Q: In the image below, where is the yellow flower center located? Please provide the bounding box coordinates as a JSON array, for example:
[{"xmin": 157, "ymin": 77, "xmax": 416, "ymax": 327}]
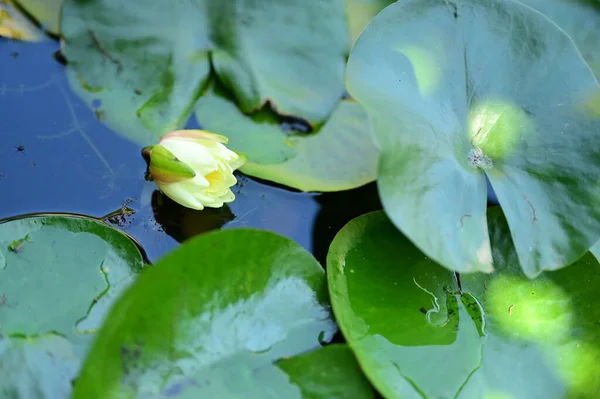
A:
[{"xmin": 205, "ymin": 170, "xmax": 221, "ymax": 185}]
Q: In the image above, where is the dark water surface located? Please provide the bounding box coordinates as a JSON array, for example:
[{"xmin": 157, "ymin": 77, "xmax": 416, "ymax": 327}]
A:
[{"xmin": 0, "ymin": 38, "xmax": 381, "ymax": 264}]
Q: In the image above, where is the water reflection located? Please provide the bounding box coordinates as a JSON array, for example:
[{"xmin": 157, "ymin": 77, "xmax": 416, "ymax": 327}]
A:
[{"xmin": 1, "ymin": 37, "xmax": 382, "ymax": 268}]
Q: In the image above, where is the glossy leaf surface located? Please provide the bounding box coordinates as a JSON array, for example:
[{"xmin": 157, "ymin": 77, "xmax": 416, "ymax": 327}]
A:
[
  {"xmin": 345, "ymin": 0, "xmax": 395, "ymax": 48},
  {"xmin": 61, "ymin": 0, "xmax": 347, "ymax": 145},
  {"xmin": 0, "ymin": 214, "xmax": 145, "ymax": 397},
  {"xmin": 195, "ymin": 85, "xmax": 378, "ymax": 192},
  {"xmin": 518, "ymin": 0, "xmax": 600, "ymax": 79},
  {"xmin": 328, "ymin": 209, "xmax": 600, "ymax": 398},
  {"xmin": 276, "ymin": 344, "xmax": 375, "ymax": 399},
  {"xmin": 72, "ymin": 228, "xmax": 337, "ymax": 398},
  {"xmin": 346, "ymin": 0, "xmax": 600, "ymax": 275},
  {"xmin": 0, "ymin": 334, "xmax": 79, "ymax": 399}
]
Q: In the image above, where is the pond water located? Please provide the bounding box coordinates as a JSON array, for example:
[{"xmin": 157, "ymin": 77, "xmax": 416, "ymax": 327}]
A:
[{"xmin": 0, "ymin": 38, "xmax": 382, "ymax": 265}]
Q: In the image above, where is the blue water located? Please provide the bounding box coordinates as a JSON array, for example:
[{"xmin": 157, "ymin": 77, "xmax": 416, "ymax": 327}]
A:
[{"xmin": 0, "ymin": 38, "xmax": 380, "ymax": 263}]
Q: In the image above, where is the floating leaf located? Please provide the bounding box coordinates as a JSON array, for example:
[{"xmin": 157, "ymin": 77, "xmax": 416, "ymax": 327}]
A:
[
  {"xmin": 0, "ymin": 334, "xmax": 79, "ymax": 399},
  {"xmin": 61, "ymin": 0, "xmax": 212, "ymax": 146},
  {"xmin": 72, "ymin": 229, "xmax": 336, "ymax": 398},
  {"xmin": 0, "ymin": 214, "xmax": 145, "ymax": 397},
  {"xmin": 0, "ymin": 0, "xmax": 46, "ymax": 41},
  {"xmin": 195, "ymin": 84, "xmax": 378, "ymax": 192},
  {"xmin": 517, "ymin": 0, "xmax": 600, "ymax": 79},
  {"xmin": 276, "ymin": 344, "xmax": 375, "ymax": 398},
  {"xmin": 61, "ymin": 0, "xmax": 348, "ymax": 145},
  {"xmin": 15, "ymin": 0, "xmax": 62, "ymax": 34},
  {"xmin": 207, "ymin": 0, "xmax": 348, "ymax": 125},
  {"xmin": 346, "ymin": 0, "xmax": 600, "ymax": 275},
  {"xmin": 327, "ymin": 209, "xmax": 600, "ymax": 398},
  {"xmin": 345, "ymin": 0, "xmax": 395, "ymax": 48}
]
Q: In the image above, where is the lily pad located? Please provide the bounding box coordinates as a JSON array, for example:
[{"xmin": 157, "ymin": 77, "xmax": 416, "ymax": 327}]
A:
[
  {"xmin": 0, "ymin": 0, "xmax": 46, "ymax": 41},
  {"xmin": 60, "ymin": 0, "xmax": 348, "ymax": 145},
  {"xmin": 195, "ymin": 84, "xmax": 378, "ymax": 192},
  {"xmin": 0, "ymin": 334, "xmax": 80, "ymax": 399},
  {"xmin": 346, "ymin": 0, "xmax": 600, "ymax": 275},
  {"xmin": 518, "ymin": 0, "xmax": 600, "ymax": 79},
  {"xmin": 345, "ymin": 0, "xmax": 395, "ymax": 48},
  {"xmin": 15, "ymin": 0, "xmax": 62, "ymax": 34},
  {"xmin": 0, "ymin": 214, "xmax": 145, "ymax": 397},
  {"xmin": 276, "ymin": 344, "xmax": 375, "ymax": 398},
  {"xmin": 327, "ymin": 209, "xmax": 600, "ymax": 398},
  {"xmin": 61, "ymin": 0, "xmax": 212, "ymax": 146},
  {"xmin": 72, "ymin": 228, "xmax": 337, "ymax": 398}
]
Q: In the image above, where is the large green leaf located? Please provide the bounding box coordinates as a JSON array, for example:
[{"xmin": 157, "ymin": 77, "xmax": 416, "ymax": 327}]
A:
[
  {"xmin": 61, "ymin": 0, "xmax": 347, "ymax": 145},
  {"xmin": 0, "ymin": 334, "xmax": 79, "ymax": 399},
  {"xmin": 345, "ymin": 0, "xmax": 395, "ymax": 48},
  {"xmin": 517, "ymin": 0, "xmax": 600, "ymax": 79},
  {"xmin": 61, "ymin": 0, "xmax": 212, "ymax": 145},
  {"xmin": 328, "ymin": 209, "xmax": 600, "ymax": 398},
  {"xmin": 195, "ymin": 84, "xmax": 378, "ymax": 192},
  {"xmin": 346, "ymin": 0, "xmax": 600, "ymax": 276},
  {"xmin": 207, "ymin": 0, "xmax": 347, "ymax": 124},
  {"xmin": 276, "ymin": 344, "xmax": 375, "ymax": 399},
  {"xmin": 72, "ymin": 228, "xmax": 337, "ymax": 398},
  {"xmin": 0, "ymin": 214, "xmax": 145, "ymax": 397}
]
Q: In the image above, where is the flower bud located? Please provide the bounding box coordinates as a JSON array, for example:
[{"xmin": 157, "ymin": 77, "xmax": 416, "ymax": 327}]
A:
[{"xmin": 144, "ymin": 130, "xmax": 246, "ymax": 210}]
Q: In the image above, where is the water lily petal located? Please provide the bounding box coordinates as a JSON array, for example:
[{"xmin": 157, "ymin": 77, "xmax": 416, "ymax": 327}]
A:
[
  {"xmin": 162, "ymin": 129, "xmax": 229, "ymax": 144},
  {"xmin": 160, "ymin": 139, "xmax": 218, "ymax": 175},
  {"xmin": 157, "ymin": 182, "xmax": 205, "ymax": 210}
]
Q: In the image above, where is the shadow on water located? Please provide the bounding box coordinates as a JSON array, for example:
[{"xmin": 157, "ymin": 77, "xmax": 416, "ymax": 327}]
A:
[{"xmin": 0, "ymin": 38, "xmax": 382, "ymax": 265}]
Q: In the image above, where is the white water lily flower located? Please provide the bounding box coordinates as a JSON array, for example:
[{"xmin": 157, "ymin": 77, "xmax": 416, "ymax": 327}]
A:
[{"xmin": 144, "ymin": 130, "xmax": 246, "ymax": 210}]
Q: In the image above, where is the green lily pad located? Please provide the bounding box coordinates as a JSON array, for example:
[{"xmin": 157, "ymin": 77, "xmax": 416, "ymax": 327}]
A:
[
  {"xmin": 61, "ymin": 0, "xmax": 212, "ymax": 146},
  {"xmin": 518, "ymin": 0, "xmax": 600, "ymax": 79},
  {"xmin": 275, "ymin": 344, "xmax": 375, "ymax": 398},
  {"xmin": 0, "ymin": 214, "xmax": 145, "ymax": 397},
  {"xmin": 72, "ymin": 228, "xmax": 337, "ymax": 398},
  {"xmin": 592, "ymin": 241, "xmax": 600, "ymax": 259},
  {"xmin": 346, "ymin": 0, "xmax": 600, "ymax": 275},
  {"xmin": 0, "ymin": 334, "xmax": 80, "ymax": 399},
  {"xmin": 15, "ymin": 0, "xmax": 62, "ymax": 34},
  {"xmin": 60, "ymin": 0, "xmax": 347, "ymax": 146},
  {"xmin": 195, "ymin": 84, "xmax": 378, "ymax": 192},
  {"xmin": 327, "ymin": 209, "xmax": 600, "ymax": 398},
  {"xmin": 138, "ymin": 345, "xmax": 374, "ymax": 399},
  {"xmin": 345, "ymin": 0, "xmax": 395, "ymax": 48},
  {"xmin": 0, "ymin": 214, "xmax": 145, "ymax": 354}
]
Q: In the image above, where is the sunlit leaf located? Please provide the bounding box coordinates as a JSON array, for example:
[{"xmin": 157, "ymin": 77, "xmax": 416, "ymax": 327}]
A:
[
  {"xmin": 0, "ymin": 214, "xmax": 145, "ymax": 397},
  {"xmin": 15, "ymin": 0, "xmax": 62, "ymax": 34},
  {"xmin": 0, "ymin": 334, "xmax": 79, "ymax": 398},
  {"xmin": 276, "ymin": 344, "xmax": 375, "ymax": 398},
  {"xmin": 346, "ymin": 0, "xmax": 600, "ymax": 275},
  {"xmin": 517, "ymin": 0, "xmax": 600, "ymax": 79},
  {"xmin": 0, "ymin": 0, "xmax": 45, "ymax": 42},
  {"xmin": 72, "ymin": 228, "xmax": 337, "ymax": 398},
  {"xmin": 345, "ymin": 0, "xmax": 395, "ymax": 48},
  {"xmin": 61, "ymin": 0, "xmax": 348, "ymax": 145},
  {"xmin": 195, "ymin": 84, "xmax": 378, "ymax": 192},
  {"xmin": 328, "ymin": 209, "xmax": 600, "ymax": 398}
]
